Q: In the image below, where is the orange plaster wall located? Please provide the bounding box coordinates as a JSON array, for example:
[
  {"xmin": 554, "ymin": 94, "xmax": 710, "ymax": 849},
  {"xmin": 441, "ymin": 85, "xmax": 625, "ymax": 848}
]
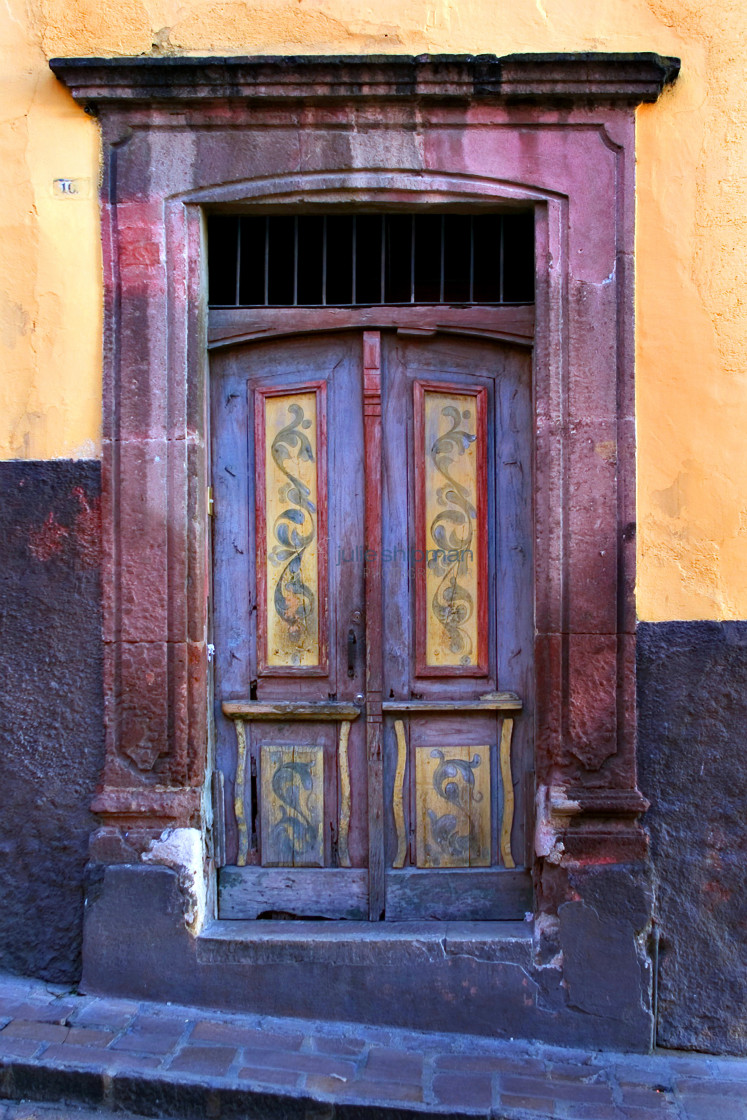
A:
[{"xmin": 0, "ymin": 0, "xmax": 744, "ymax": 619}]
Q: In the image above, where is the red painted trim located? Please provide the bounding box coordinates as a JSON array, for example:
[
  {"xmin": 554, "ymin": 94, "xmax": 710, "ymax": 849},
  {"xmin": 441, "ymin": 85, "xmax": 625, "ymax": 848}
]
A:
[
  {"xmin": 414, "ymin": 379, "xmax": 489, "ymax": 678},
  {"xmin": 254, "ymin": 380, "xmax": 329, "ymax": 678}
]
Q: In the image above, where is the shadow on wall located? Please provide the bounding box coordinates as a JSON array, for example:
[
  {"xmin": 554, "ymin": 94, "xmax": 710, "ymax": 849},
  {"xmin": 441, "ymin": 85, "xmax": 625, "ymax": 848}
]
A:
[
  {"xmin": 638, "ymin": 621, "xmax": 747, "ymax": 1057},
  {"xmin": 0, "ymin": 461, "xmax": 103, "ymax": 984}
]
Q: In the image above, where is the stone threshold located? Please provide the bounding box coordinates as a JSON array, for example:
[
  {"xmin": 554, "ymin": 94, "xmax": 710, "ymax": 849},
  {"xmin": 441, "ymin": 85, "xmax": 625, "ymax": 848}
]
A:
[{"xmin": 197, "ymin": 919, "xmax": 533, "ymax": 966}]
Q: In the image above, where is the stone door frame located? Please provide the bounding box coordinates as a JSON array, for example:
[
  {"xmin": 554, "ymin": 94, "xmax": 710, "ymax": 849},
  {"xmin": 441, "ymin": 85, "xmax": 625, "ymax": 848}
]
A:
[{"xmin": 51, "ymin": 53, "xmax": 679, "ymax": 1047}]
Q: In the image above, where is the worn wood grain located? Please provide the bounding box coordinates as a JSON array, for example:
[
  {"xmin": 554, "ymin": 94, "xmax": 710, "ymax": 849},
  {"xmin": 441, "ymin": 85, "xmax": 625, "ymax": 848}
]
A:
[
  {"xmin": 364, "ymin": 330, "xmax": 385, "ymax": 920},
  {"xmin": 223, "ymin": 700, "xmax": 360, "ymax": 720},
  {"xmin": 211, "ymin": 769, "xmax": 226, "ymax": 869},
  {"xmin": 382, "ymin": 696, "xmax": 522, "ymax": 712},
  {"xmin": 385, "ymin": 868, "xmax": 532, "ymax": 921},
  {"xmin": 210, "ymin": 361, "xmax": 252, "ymax": 865},
  {"xmin": 220, "ymin": 867, "xmax": 369, "ymax": 920},
  {"xmin": 494, "ymin": 347, "xmax": 534, "ymax": 873},
  {"xmin": 499, "ymin": 718, "xmax": 516, "ymax": 868},
  {"xmin": 208, "ymin": 305, "xmax": 536, "ymax": 349}
]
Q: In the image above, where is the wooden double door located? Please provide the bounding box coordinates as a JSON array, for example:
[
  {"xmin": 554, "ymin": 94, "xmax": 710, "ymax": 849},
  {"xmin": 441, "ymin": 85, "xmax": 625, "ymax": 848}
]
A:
[{"xmin": 212, "ymin": 329, "xmax": 533, "ymax": 921}]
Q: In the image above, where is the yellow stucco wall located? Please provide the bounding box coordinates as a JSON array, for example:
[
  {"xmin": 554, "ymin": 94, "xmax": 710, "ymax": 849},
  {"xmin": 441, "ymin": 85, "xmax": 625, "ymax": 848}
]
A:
[{"xmin": 0, "ymin": 0, "xmax": 744, "ymax": 620}]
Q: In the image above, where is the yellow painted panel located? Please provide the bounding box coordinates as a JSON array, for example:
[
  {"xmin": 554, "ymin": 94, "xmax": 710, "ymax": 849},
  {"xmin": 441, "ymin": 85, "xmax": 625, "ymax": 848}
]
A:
[
  {"xmin": 337, "ymin": 720, "xmax": 352, "ymax": 868},
  {"xmin": 423, "ymin": 392, "xmax": 480, "ymax": 667},
  {"xmin": 260, "ymin": 744, "xmax": 324, "ymax": 867},
  {"xmin": 415, "ymin": 745, "xmax": 491, "ymax": 868},
  {"xmin": 499, "ymin": 718, "xmax": 515, "ymax": 869},
  {"xmin": 392, "ymin": 719, "xmax": 408, "ymax": 869},
  {"xmin": 264, "ymin": 391, "xmax": 320, "ymax": 667}
]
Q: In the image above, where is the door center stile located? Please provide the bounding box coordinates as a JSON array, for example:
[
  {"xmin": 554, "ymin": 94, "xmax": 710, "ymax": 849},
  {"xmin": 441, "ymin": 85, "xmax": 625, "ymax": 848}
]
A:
[{"xmin": 362, "ymin": 330, "xmax": 385, "ymax": 921}]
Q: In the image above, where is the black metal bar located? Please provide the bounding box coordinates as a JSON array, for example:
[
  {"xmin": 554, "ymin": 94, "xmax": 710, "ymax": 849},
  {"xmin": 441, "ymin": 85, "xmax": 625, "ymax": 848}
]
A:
[
  {"xmin": 263, "ymin": 216, "xmax": 269, "ymax": 306},
  {"xmin": 209, "ymin": 212, "xmax": 537, "ymax": 309},
  {"xmin": 469, "ymin": 215, "xmax": 474, "ymax": 303},
  {"xmin": 235, "ymin": 216, "xmax": 242, "ymax": 306},
  {"xmin": 499, "ymin": 214, "xmax": 505, "ymax": 304},
  {"xmin": 352, "ymin": 215, "xmax": 357, "ymax": 306},
  {"xmin": 410, "ymin": 215, "xmax": 415, "ymax": 304}
]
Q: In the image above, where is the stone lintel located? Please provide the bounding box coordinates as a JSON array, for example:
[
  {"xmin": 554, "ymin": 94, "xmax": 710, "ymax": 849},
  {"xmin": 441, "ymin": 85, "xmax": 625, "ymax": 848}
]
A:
[{"xmin": 50, "ymin": 52, "xmax": 680, "ymax": 109}]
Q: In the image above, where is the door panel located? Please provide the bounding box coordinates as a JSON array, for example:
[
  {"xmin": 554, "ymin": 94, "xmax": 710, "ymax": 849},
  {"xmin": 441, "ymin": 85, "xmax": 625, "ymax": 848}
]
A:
[
  {"xmin": 212, "ymin": 333, "xmax": 368, "ymax": 901},
  {"xmin": 255, "ymin": 383, "xmax": 327, "ymax": 675},
  {"xmin": 414, "ymin": 743, "xmax": 492, "ymax": 868},
  {"xmin": 414, "ymin": 381, "xmax": 489, "ymax": 676},
  {"xmin": 379, "ymin": 333, "xmax": 533, "ymax": 918},
  {"xmin": 259, "ymin": 744, "xmax": 325, "ymax": 867},
  {"xmin": 213, "ymin": 329, "xmax": 533, "ymax": 920}
]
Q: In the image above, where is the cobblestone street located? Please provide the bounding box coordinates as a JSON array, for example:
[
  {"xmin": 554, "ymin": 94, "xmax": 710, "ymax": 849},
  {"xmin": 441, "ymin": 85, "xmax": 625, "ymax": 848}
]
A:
[{"xmin": 0, "ymin": 972, "xmax": 744, "ymax": 1119}]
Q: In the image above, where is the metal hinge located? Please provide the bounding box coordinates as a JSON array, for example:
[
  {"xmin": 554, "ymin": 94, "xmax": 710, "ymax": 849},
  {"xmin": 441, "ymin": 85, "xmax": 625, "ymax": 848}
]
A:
[{"xmin": 207, "ymin": 486, "xmax": 215, "ymax": 517}]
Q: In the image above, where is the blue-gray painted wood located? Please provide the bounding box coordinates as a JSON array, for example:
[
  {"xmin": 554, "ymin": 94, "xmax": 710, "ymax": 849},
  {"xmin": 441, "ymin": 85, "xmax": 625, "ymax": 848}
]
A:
[{"xmin": 212, "ymin": 330, "xmax": 533, "ymax": 919}]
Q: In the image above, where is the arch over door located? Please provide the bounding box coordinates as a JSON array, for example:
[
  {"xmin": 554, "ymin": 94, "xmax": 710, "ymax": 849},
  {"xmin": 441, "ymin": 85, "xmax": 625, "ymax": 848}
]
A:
[{"xmin": 211, "ymin": 330, "xmax": 533, "ymax": 920}]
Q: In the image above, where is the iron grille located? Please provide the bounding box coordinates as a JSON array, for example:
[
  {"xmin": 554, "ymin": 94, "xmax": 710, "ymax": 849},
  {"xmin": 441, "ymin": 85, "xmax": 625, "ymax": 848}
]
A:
[{"xmin": 208, "ymin": 213, "xmax": 534, "ymax": 307}]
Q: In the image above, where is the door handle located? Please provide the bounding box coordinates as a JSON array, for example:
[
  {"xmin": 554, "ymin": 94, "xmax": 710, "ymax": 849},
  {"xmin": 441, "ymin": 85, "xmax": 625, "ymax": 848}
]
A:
[{"xmin": 347, "ymin": 628, "xmax": 357, "ymax": 678}]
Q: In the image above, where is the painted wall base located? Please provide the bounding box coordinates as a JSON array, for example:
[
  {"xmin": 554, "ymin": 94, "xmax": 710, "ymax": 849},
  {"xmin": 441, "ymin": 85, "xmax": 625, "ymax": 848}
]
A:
[
  {"xmin": 81, "ymin": 863, "xmax": 654, "ymax": 1051},
  {"xmin": 0, "ymin": 460, "xmax": 103, "ymax": 983},
  {"xmin": 638, "ymin": 621, "xmax": 747, "ymax": 1056}
]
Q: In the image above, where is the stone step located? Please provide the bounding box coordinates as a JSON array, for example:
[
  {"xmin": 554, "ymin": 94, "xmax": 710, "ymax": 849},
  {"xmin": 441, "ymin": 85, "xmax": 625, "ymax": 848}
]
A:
[{"xmin": 1, "ymin": 971, "xmax": 745, "ymax": 1120}]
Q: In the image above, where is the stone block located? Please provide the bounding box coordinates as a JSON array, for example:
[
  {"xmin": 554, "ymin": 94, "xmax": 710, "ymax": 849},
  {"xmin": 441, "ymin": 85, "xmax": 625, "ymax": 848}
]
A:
[
  {"xmin": 566, "ymin": 632, "xmax": 619, "ymax": 770},
  {"xmin": 363, "ymin": 1047, "xmax": 423, "ymax": 1083},
  {"xmin": 168, "ymin": 1045, "xmax": 237, "ymax": 1076},
  {"xmin": 432, "ymin": 1072, "xmax": 492, "ymax": 1109}
]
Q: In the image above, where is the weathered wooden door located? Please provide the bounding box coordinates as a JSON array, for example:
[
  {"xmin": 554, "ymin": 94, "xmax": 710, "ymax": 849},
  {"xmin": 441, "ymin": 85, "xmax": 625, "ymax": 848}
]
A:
[{"xmin": 212, "ymin": 329, "xmax": 533, "ymax": 920}]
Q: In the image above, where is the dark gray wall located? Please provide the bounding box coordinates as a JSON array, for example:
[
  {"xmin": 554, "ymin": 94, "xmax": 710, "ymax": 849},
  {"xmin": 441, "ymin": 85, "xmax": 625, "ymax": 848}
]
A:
[
  {"xmin": 0, "ymin": 460, "xmax": 103, "ymax": 983},
  {"xmin": 638, "ymin": 621, "xmax": 747, "ymax": 1056}
]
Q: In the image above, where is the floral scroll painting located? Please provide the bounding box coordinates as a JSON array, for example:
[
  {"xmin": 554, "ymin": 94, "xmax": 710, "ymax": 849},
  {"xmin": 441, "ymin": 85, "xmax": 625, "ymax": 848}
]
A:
[
  {"xmin": 415, "ymin": 745, "xmax": 491, "ymax": 868},
  {"xmin": 260, "ymin": 745, "xmax": 324, "ymax": 867},
  {"xmin": 257, "ymin": 386, "xmax": 327, "ymax": 672},
  {"xmin": 416, "ymin": 384, "xmax": 487, "ymax": 675}
]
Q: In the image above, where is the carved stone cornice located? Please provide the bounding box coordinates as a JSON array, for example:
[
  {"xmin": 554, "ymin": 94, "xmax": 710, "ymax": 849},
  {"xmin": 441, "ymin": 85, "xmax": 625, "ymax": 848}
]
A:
[
  {"xmin": 50, "ymin": 53, "xmax": 679, "ymax": 111},
  {"xmin": 90, "ymin": 787, "xmax": 202, "ymax": 823},
  {"xmin": 549, "ymin": 785, "xmax": 650, "ymax": 821}
]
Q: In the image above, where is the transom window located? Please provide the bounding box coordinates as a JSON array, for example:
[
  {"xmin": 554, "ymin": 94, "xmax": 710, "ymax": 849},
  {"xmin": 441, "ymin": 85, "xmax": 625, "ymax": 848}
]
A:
[{"xmin": 207, "ymin": 212, "xmax": 534, "ymax": 308}]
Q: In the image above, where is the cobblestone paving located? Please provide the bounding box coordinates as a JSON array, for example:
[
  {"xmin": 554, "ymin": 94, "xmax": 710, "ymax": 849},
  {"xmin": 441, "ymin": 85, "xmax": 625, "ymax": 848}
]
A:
[{"xmin": 0, "ymin": 971, "xmax": 745, "ymax": 1119}]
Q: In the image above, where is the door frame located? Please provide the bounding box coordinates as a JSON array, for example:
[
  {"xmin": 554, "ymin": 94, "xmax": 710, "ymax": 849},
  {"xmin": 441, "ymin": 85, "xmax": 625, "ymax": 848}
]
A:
[{"xmin": 49, "ymin": 58, "xmax": 676, "ymax": 1040}]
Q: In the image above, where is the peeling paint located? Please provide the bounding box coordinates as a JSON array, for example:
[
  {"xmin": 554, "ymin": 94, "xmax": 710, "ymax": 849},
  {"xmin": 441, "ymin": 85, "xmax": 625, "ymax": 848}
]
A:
[
  {"xmin": 27, "ymin": 509, "xmax": 69, "ymax": 560},
  {"xmin": 71, "ymin": 484, "xmax": 100, "ymax": 569},
  {"xmin": 25, "ymin": 483, "xmax": 100, "ymax": 566},
  {"xmin": 142, "ymin": 827, "xmax": 207, "ymax": 933}
]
